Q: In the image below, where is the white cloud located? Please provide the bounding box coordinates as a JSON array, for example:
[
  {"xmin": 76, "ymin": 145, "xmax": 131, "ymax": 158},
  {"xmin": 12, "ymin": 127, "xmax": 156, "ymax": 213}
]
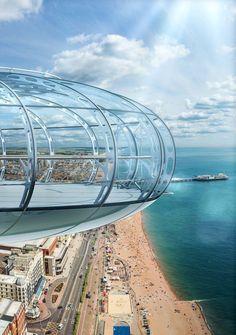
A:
[
  {"xmin": 188, "ymin": 77, "xmax": 236, "ymax": 113},
  {"xmin": 232, "ymin": 4, "xmax": 236, "ymax": 17},
  {"xmin": 221, "ymin": 45, "xmax": 236, "ymax": 54},
  {"xmin": 50, "ymin": 33, "xmax": 234, "ymax": 146},
  {"xmin": 67, "ymin": 33, "xmax": 101, "ymax": 45},
  {"xmin": 178, "ymin": 111, "xmax": 210, "ymax": 121},
  {"xmin": 152, "ymin": 36, "xmax": 190, "ymax": 65},
  {"xmin": 206, "ymin": 76, "xmax": 236, "ymax": 92},
  {"xmin": 166, "ymin": 76, "xmax": 236, "ymax": 140},
  {"xmin": 52, "ymin": 34, "xmax": 190, "ymax": 88},
  {"xmin": 0, "ymin": 0, "xmax": 43, "ymax": 22}
]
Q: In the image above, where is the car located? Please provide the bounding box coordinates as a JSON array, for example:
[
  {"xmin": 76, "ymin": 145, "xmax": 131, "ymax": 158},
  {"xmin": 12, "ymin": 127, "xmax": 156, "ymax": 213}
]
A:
[
  {"xmin": 45, "ymin": 331, "xmax": 52, "ymax": 334},
  {"xmin": 57, "ymin": 323, "xmax": 63, "ymax": 330},
  {"xmin": 67, "ymin": 303, "xmax": 72, "ymax": 310},
  {"xmin": 57, "ymin": 305, "xmax": 63, "ymax": 309}
]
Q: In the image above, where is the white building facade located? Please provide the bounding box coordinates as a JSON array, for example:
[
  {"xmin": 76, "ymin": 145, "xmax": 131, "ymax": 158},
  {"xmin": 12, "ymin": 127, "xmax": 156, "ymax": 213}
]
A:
[{"xmin": 0, "ymin": 246, "xmax": 44, "ymax": 307}]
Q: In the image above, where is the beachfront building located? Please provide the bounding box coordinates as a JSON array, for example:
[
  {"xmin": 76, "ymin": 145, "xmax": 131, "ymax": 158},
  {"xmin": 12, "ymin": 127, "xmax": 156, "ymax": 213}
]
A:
[
  {"xmin": 0, "ymin": 298, "xmax": 27, "ymax": 335},
  {"xmin": 42, "ymin": 236, "xmax": 70, "ymax": 276},
  {"xmin": 40, "ymin": 237, "xmax": 57, "ymax": 257},
  {"xmin": 41, "ymin": 237, "xmax": 57, "ymax": 276},
  {"xmin": 0, "ymin": 246, "xmax": 44, "ymax": 307},
  {"xmin": 42, "ymin": 237, "xmax": 70, "ymax": 276},
  {"xmin": 0, "ymin": 68, "xmax": 175, "ymax": 242},
  {"xmin": 8, "ymin": 246, "xmax": 44, "ymax": 291},
  {"xmin": 53, "ymin": 239, "xmax": 70, "ymax": 275}
]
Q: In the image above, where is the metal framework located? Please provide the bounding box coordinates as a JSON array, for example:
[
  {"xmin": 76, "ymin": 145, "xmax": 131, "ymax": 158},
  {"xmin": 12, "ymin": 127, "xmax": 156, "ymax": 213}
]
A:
[{"xmin": 0, "ymin": 68, "xmax": 175, "ymax": 242}]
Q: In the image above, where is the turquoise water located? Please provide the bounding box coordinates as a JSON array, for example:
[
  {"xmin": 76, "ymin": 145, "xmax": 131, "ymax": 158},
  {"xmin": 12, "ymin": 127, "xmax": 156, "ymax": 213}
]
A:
[{"xmin": 144, "ymin": 147, "xmax": 236, "ymax": 335}]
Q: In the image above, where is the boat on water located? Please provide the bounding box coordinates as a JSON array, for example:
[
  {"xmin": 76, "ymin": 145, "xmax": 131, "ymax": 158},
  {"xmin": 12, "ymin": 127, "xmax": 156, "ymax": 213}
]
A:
[{"xmin": 192, "ymin": 173, "xmax": 229, "ymax": 181}]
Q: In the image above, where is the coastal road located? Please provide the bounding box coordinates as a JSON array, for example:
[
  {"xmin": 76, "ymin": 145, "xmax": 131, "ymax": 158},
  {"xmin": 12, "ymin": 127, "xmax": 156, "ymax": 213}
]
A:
[
  {"xmin": 59, "ymin": 235, "xmax": 93, "ymax": 335},
  {"xmin": 27, "ymin": 232, "xmax": 95, "ymax": 334}
]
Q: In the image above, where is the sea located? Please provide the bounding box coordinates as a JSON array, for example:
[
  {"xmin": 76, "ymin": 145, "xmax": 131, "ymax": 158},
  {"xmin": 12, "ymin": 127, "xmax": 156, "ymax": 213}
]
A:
[{"xmin": 143, "ymin": 147, "xmax": 236, "ymax": 335}]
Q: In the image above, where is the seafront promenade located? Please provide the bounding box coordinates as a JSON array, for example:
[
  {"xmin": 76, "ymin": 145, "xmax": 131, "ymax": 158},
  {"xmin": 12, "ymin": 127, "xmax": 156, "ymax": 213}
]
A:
[{"xmin": 78, "ymin": 213, "xmax": 212, "ymax": 335}]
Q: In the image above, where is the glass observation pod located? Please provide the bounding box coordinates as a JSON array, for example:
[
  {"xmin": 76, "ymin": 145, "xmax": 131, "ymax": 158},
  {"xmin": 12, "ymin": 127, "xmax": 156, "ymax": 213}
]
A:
[{"xmin": 0, "ymin": 68, "xmax": 175, "ymax": 242}]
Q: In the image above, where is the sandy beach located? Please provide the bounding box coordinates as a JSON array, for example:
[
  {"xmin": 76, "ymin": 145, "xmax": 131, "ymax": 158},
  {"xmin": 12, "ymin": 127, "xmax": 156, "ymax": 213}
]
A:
[{"xmin": 113, "ymin": 212, "xmax": 212, "ymax": 335}]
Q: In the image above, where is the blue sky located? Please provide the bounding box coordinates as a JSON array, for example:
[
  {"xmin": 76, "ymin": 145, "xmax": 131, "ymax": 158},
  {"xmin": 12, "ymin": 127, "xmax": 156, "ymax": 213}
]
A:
[{"xmin": 0, "ymin": 0, "xmax": 235, "ymax": 147}]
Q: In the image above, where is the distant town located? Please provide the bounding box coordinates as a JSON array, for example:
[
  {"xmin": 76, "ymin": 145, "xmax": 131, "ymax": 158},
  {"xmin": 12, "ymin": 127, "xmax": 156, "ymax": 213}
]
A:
[{"xmin": 1, "ymin": 148, "xmax": 100, "ymax": 183}]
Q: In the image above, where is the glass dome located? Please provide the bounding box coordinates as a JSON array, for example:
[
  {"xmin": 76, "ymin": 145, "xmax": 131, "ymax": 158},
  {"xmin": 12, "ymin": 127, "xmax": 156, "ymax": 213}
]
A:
[{"xmin": 0, "ymin": 68, "xmax": 175, "ymax": 242}]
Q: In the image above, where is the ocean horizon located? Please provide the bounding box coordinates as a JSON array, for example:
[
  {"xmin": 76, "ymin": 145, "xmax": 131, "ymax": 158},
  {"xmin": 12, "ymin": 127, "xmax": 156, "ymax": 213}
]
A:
[{"xmin": 144, "ymin": 147, "xmax": 236, "ymax": 335}]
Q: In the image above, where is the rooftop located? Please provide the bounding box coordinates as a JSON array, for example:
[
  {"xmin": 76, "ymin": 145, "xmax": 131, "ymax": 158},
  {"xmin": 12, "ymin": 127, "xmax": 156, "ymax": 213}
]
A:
[
  {"xmin": 0, "ymin": 238, "xmax": 46, "ymax": 249},
  {"xmin": 53, "ymin": 241, "xmax": 68, "ymax": 259},
  {"xmin": 0, "ymin": 298, "xmax": 22, "ymax": 317},
  {"xmin": 0, "ymin": 275, "xmax": 16, "ymax": 285},
  {"xmin": 41, "ymin": 237, "xmax": 57, "ymax": 250}
]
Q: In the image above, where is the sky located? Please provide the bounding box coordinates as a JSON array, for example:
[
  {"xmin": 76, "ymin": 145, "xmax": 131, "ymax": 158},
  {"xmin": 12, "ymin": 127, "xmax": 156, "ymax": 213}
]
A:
[{"xmin": 0, "ymin": 0, "xmax": 235, "ymax": 147}]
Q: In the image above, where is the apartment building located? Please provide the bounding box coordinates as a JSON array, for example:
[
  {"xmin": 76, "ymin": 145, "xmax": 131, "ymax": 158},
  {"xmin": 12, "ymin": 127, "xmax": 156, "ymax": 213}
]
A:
[{"xmin": 0, "ymin": 246, "xmax": 44, "ymax": 307}]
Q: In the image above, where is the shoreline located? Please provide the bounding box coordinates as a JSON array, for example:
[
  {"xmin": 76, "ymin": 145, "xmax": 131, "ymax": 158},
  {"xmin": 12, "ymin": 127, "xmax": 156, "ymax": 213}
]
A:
[
  {"xmin": 196, "ymin": 302, "xmax": 213, "ymax": 334},
  {"xmin": 141, "ymin": 211, "xmax": 213, "ymax": 333},
  {"xmin": 114, "ymin": 212, "xmax": 212, "ymax": 335},
  {"xmin": 140, "ymin": 211, "xmax": 183, "ymax": 301}
]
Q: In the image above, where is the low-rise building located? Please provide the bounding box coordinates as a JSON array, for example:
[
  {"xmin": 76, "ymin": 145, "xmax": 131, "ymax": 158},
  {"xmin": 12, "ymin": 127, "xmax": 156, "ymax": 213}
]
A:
[
  {"xmin": 41, "ymin": 237, "xmax": 70, "ymax": 276},
  {"xmin": 54, "ymin": 240, "xmax": 70, "ymax": 275},
  {"xmin": 41, "ymin": 238, "xmax": 57, "ymax": 257},
  {"xmin": 40, "ymin": 238, "xmax": 57, "ymax": 276}
]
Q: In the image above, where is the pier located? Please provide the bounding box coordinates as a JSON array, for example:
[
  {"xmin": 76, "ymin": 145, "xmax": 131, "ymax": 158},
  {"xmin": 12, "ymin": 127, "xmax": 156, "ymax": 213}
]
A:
[
  {"xmin": 171, "ymin": 177, "xmax": 193, "ymax": 182},
  {"xmin": 171, "ymin": 173, "xmax": 228, "ymax": 183}
]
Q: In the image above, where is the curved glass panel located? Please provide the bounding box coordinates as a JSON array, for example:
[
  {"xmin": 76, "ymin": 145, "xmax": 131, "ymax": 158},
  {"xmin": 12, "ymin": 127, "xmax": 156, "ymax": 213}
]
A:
[
  {"xmin": 125, "ymin": 98, "xmax": 176, "ymax": 198},
  {"xmin": 60, "ymin": 82, "xmax": 163, "ymax": 202},
  {"xmin": 0, "ymin": 82, "xmax": 35, "ymax": 210},
  {"xmin": 0, "ymin": 68, "xmax": 175, "ymax": 241}
]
